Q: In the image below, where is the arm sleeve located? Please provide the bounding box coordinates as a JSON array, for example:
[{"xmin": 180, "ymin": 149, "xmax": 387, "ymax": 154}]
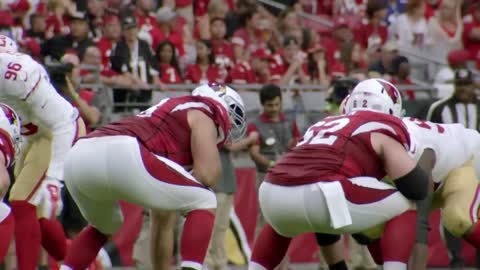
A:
[
  {"xmin": 25, "ymin": 72, "xmax": 79, "ymax": 180},
  {"xmin": 416, "ymin": 188, "xmax": 433, "ymax": 244}
]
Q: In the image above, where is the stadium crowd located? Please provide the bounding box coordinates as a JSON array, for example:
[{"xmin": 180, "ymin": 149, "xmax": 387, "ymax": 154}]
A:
[{"xmin": 0, "ymin": 0, "xmax": 479, "ymax": 97}]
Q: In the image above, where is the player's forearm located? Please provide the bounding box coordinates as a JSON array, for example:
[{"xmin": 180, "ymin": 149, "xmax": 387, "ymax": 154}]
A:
[{"xmin": 250, "ymin": 151, "xmax": 273, "ymax": 168}]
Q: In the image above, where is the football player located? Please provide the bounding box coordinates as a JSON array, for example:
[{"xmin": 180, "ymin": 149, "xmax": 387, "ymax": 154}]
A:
[
  {"xmin": 0, "ymin": 104, "xmax": 21, "ymax": 263},
  {"xmin": 343, "ymin": 80, "xmax": 480, "ymax": 269},
  {"xmin": 248, "ymin": 78, "xmax": 429, "ymax": 270},
  {"xmin": 59, "ymin": 84, "xmax": 246, "ymax": 270},
  {"xmin": 0, "ymin": 35, "xmax": 86, "ymax": 270}
]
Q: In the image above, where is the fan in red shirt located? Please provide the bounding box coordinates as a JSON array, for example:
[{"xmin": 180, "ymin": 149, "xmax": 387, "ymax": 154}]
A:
[
  {"xmin": 184, "ymin": 40, "xmax": 223, "ymax": 84},
  {"xmin": 153, "ymin": 7, "xmax": 185, "ymax": 55},
  {"xmin": 210, "ymin": 17, "xmax": 234, "ymax": 82},
  {"xmin": 232, "ymin": 5, "xmax": 265, "ymax": 53},
  {"xmin": 210, "ymin": 17, "xmax": 234, "ymax": 65},
  {"xmin": 155, "ymin": 41, "xmax": 183, "ymax": 84},
  {"xmin": 463, "ymin": 3, "xmax": 480, "ymax": 69},
  {"xmin": 133, "ymin": 0, "xmax": 160, "ymax": 42},
  {"xmin": 229, "ymin": 37, "xmax": 256, "ymax": 83},
  {"xmin": 354, "ymin": 0, "xmax": 388, "ymax": 50},
  {"xmin": 271, "ymin": 37, "xmax": 310, "ymax": 85},
  {"xmin": 389, "ymin": 56, "xmax": 415, "ymax": 100},
  {"xmin": 96, "ymin": 13, "xmax": 122, "ymax": 69},
  {"xmin": 45, "ymin": 5, "xmax": 71, "ymax": 36}
]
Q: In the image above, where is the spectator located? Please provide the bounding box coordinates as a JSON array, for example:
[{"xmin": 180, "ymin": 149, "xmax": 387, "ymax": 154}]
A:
[
  {"xmin": 45, "ymin": 0, "xmax": 76, "ymax": 37},
  {"xmin": 110, "ymin": 14, "xmax": 160, "ymax": 111},
  {"xmin": 229, "ymin": 37, "xmax": 257, "ymax": 84},
  {"xmin": 332, "ymin": 0, "xmax": 366, "ymax": 16},
  {"xmin": 425, "ymin": 0, "xmax": 442, "ymax": 19},
  {"xmin": 389, "ymin": 0, "xmax": 429, "ymax": 50},
  {"xmin": 277, "ymin": 7, "xmax": 303, "ymax": 45},
  {"xmin": 25, "ymin": 13, "xmax": 48, "ymax": 44},
  {"xmin": 354, "ymin": 0, "xmax": 388, "ymax": 50},
  {"xmin": 296, "ymin": 0, "xmax": 334, "ymax": 15},
  {"xmin": 184, "ymin": 39, "xmax": 223, "ymax": 83},
  {"xmin": 322, "ymin": 17, "xmax": 356, "ymax": 69},
  {"xmin": 306, "ymin": 44, "xmax": 330, "ymax": 85},
  {"xmin": 154, "ymin": 6, "xmax": 184, "ymax": 53},
  {"xmin": 210, "ymin": 16, "xmax": 234, "ymax": 62},
  {"xmin": 224, "ymin": 0, "xmax": 255, "ymax": 38},
  {"xmin": 81, "ymin": 45, "xmax": 134, "ymax": 88},
  {"xmin": 210, "ymin": 17, "xmax": 234, "ymax": 80},
  {"xmin": 463, "ymin": 2, "xmax": 480, "ymax": 69},
  {"xmin": 427, "ymin": 0, "xmax": 463, "ymax": 60},
  {"xmin": 196, "ymin": 0, "xmax": 230, "ymax": 40},
  {"xmin": 277, "ymin": 36, "xmax": 310, "ymax": 84},
  {"xmin": 246, "ymin": 84, "xmax": 300, "ymax": 270},
  {"xmin": 174, "ymin": 0, "xmax": 194, "ymax": 30},
  {"xmin": 86, "ymin": 0, "xmax": 108, "ymax": 38},
  {"xmin": 208, "ymin": 0, "xmax": 231, "ymax": 19},
  {"xmin": 55, "ymin": 53, "xmax": 101, "ymax": 129},
  {"xmin": 0, "ymin": 10, "xmax": 22, "ymax": 42},
  {"xmin": 96, "ymin": 13, "xmax": 122, "ymax": 69},
  {"xmin": 41, "ymin": 11, "xmax": 95, "ymax": 61},
  {"xmin": 133, "ymin": 0, "xmax": 161, "ymax": 48},
  {"xmin": 368, "ymin": 40, "xmax": 398, "ymax": 76},
  {"xmin": 340, "ymin": 41, "xmax": 367, "ymax": 72},
  {"xmin": 427, "ymin": 69, "xmax": 480, "ymax": 269},
  {"xmin": 232, "ymin": 4, "xmax": 264, "ymax": 53},
  {"xmin": 155, "ymin": 41, "xmax": 183, "ymax": 84},
  {"xmin": 386, "ymin": 0, "xmax": 407, "ymax": 24},
  {"xmin": 390, "ymin": 56, "xmax": 415, "ymax": 100}
]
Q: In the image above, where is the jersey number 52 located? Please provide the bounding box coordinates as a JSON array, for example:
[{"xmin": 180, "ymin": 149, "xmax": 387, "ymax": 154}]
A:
[{"xmin": 297, "ymin": 118, "xmax": 350, "ymax": 146}]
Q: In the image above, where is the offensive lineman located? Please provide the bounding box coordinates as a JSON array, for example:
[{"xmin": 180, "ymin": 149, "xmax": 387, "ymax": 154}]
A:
[
  {"xmin": 0, "ymin": 35, "xmax": 86, "ymax": 270},
  {"xmin": 338, "ymin": 79, "xmax": 480, "ymax": 269},
  {"xmin": 248, "ymin": 78, "xmax": 429, "ymax": 270},
  {"xmin": 59, "ymin": 84, "xmax": 246, "ymax": 270}
]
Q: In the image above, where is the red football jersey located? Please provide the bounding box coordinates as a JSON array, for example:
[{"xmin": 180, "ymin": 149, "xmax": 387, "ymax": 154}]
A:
[
  {"xmin": 87, "ymin": 96, "xmax": 230, "ymax": 167},
  {"xmin": 0, "ymin": 131, "xmax": 14, "ymax": 168},
  {"xmin": 159, "ymin": 63, "xmax": 183, "ymax": 83},
  {"xmin": 267, "ymin": 111, "xmax": 411, "ymax": 186}
]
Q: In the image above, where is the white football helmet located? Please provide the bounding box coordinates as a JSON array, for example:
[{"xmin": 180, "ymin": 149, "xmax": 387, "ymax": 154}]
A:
[
  {"xmin": 192, "ymin": 83, "xmax": 246, "ymax": 141},
  {"xmin": 344, "ymin": 78, "xmax": 403, "ymax": 117},
  {"xmin": 0, "ymin": 35, "xmax": 18, "ymax": 54},
  {"xmin": 0, "ymin": 103, "xmax": 22, "ymax": 156}
]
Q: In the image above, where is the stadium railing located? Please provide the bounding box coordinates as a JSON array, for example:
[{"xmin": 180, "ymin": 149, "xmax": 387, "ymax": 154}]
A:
[{"xmin": 80, "ymin": 82, "xmax": 439, "ymax": 129}]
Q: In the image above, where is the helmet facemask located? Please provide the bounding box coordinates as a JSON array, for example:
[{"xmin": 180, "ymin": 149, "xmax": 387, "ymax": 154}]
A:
[{"xmin": 224, "ymin": 95, "xmax": 246, "ymax": 142}]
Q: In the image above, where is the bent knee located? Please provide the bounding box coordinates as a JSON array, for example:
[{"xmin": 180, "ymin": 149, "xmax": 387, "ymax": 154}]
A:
[{"xmin": 442, "ymin": 207, "xmax": 473, "ymax": 237}]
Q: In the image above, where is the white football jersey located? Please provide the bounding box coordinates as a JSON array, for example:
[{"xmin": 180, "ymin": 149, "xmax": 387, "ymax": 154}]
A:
[
  {"xmin": 403, "ymin": 117, "xmax": 480, "ymax": 183},
  {"xmin": 0, "ymin": 52, "xmax": 79, "ymax": 179}
]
